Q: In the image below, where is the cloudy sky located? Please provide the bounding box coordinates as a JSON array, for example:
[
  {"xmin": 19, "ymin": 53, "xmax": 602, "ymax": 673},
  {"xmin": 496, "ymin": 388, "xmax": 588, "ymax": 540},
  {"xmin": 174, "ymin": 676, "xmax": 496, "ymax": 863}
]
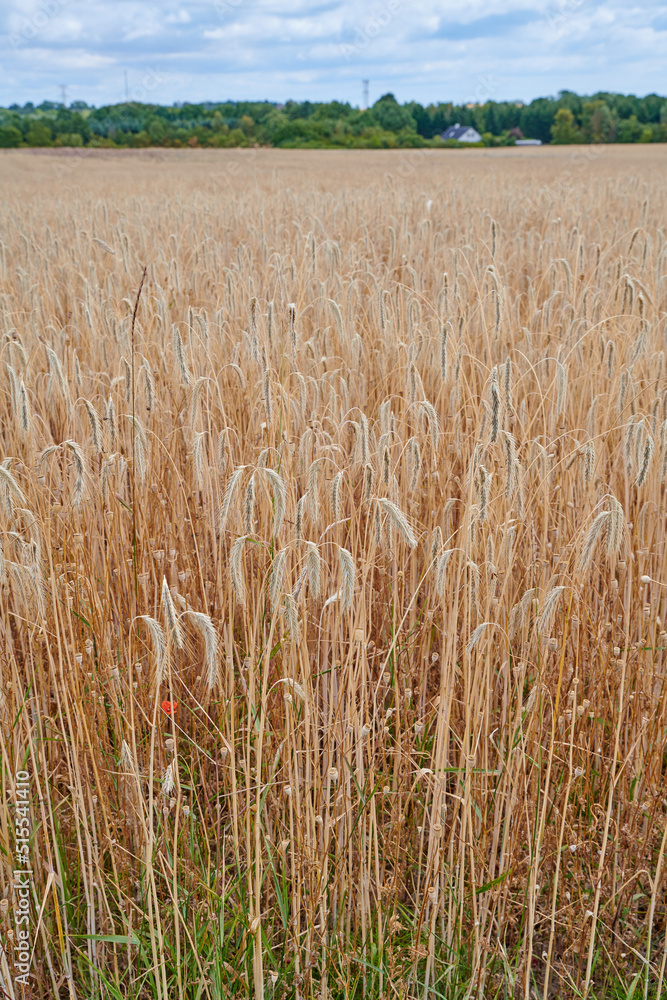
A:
[{"xmin": 2, "ymin": 0, "xmax": 666, "ymax": 108}]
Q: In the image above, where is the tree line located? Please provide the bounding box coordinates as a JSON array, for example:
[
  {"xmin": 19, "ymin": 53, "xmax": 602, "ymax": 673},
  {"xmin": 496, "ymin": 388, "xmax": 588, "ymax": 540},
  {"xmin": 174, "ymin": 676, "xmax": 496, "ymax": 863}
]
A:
[{"xmin": 1, "ymin": 90, "xmax": 666, "ymax": 149}]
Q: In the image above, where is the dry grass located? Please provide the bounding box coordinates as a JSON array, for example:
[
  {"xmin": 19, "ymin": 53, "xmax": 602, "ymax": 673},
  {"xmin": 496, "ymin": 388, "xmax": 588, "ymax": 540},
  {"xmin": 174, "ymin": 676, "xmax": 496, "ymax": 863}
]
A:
[{"xmin": 1, "ymin": 145, "xmax": 667, "ymax": 999}]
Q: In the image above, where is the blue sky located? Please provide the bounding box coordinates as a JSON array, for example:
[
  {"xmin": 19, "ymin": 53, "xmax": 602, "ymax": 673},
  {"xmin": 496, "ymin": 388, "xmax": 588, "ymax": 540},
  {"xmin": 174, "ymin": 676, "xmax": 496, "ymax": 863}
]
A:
[{"xmin": 2, "ymin": 0, "xmax": 666, "ymax": 107}]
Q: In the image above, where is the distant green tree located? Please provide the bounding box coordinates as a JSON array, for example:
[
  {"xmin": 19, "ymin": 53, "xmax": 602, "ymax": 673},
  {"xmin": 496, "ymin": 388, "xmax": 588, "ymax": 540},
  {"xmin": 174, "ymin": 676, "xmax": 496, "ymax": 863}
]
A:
[
  {"xmin": 371, "ymin": 94, "xmax": 416, "ymax": 133},
  {"xmin": 147, "ymin": 117, "xmax": 167, "ymax": 142},
  {"xmin": 218, "ymin": 128, "xmax": 247, "ymax": 147},
  {"xmin": 0, "ymin": 125, "xmax": 22, "ymax": 147},
  {"xmin": 3, "ymin": 90, "xmax": 667, "ymax": 149},
  {"xmin": 406, "ymin": 101, "xmax": 430, "ymax": 137},
  {"xmin": 108, "ymin": 126, "xmax": 131, "ymax": 145},
  {"xmin": 641, "ymin": 94, "xmax": 663, "ymax": 122},
  {"xmin": 256, "ymin": 109, "xmax": 289, "ymax": 144},
  {"xmin": 582, "ymin": 100, "xmax": 615, "ymax": 142},
  {"xmin": 54, "ymin": 133, "xmax": 84, "ymax": 146},
  {"xmin": 396, "ymin": 129, "xmax": 427, "ymax": 147},
  {"xmin": 520, "ymin": 98, "xmax": 556, "ymax": 143},
  {"xmin": 312, "ymin": 101, "xmax": 352, "ymax": 122},
  {"xmin": 483, "ymin": 103, "xmax": 502, "ymax": 135},
  {"xmin": 53, "ymin": 109, "xmax": 89, "ymax": 141},
  {"xmin": 556, "ymin": 90, "xmax": 583, "ymax": 116},
  {"xmin": 617, "ymin": 115, "xmax": 643, "ymax": 143},
  {"xmin": 428, "ymin": 104, "xmax": 453, "ymax": 136},
  {"xmin": 550, "ymin": 108, "xmax": 581, "ymax": 144},
  {"xmin": 25, "ymin": 121, "xmax": 53, "ymax": 146}
]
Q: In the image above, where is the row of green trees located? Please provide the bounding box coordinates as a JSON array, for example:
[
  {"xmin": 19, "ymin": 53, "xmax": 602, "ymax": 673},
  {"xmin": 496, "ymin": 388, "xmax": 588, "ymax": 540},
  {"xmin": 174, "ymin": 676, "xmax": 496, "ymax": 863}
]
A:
[{"xmin": 1, "ymin": 91, "xmax": 666, "ymax": 149}]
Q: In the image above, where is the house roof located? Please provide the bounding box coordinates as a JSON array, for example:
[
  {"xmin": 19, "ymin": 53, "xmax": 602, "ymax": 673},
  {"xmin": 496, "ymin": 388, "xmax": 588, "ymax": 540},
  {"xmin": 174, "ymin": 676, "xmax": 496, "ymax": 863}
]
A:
[{"xmin": 442, "ymin": 124, "xmax": 481, "ymax": 141}]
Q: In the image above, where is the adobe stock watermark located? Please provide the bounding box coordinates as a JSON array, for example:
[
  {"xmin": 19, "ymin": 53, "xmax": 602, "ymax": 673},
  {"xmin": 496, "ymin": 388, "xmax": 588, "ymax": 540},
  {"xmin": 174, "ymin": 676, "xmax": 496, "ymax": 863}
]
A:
[
  {"xmin": 385, "ymin": 146, "xmax": 436, "ymax": 185},
  {"xmin": 12, "ymin": 768, "xmax": 33, "ymax": 990},
  {"xmin": 340, "ymin": 0, "xmax": 403, "ymax": 61},
  {"xmin": 381, "ymin": 73, "xmax": 504, "ymax": 184},
  {"xmin": 209, "ymin": 146, "xmax": 260, "ymax": 188},
  {"xmin": 524, "ymin": 142, "xmax": 606, "ymax": 214},
  {"xmin": 465, "ymin": 74, "xmax": 502, "ymax": 107},
  {"xmin": 50, "ymin": 146, "xmax": 95, "ymax": 183},
  {"xmin": 213, "ymin": 0, "xmax": 244, "ymax": 15},
  {"xmin": 125, "ymin": 67, "xmax": 165, "ymax": 104},
  {"xmin": 9, "ymin": 0, "xmax": 73, "ymax": 49},
  {"xmin": 48, "ymin": 67, "xmax": 165, "ymax": 184},
  {"xmin": 546, "ymin": 0, "xmax": 584, "ymax": 32}
]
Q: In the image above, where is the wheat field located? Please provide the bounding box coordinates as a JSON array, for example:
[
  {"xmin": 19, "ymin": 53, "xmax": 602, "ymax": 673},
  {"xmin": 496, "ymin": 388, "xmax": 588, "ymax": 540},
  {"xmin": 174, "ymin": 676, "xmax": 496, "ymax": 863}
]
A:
[{"xmin": 1, "ymin": 145, "xmax": 667, "ymax": 999}]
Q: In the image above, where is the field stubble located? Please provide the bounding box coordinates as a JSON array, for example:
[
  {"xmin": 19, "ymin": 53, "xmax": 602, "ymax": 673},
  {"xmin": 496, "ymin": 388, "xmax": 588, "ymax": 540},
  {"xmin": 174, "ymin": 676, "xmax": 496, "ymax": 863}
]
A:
[{"xmin": 0, "ymin": 146, "xmax": 667, "ymax": 998}]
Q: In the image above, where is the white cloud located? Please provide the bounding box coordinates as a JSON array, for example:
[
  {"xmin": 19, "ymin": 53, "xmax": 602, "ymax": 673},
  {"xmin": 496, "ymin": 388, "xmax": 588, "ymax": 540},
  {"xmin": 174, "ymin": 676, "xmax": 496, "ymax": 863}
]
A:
[
  {"xmin": 166, "ymin": 9, "xmax": 191, "ymax": 23},
  {"xmin": 0, "ymin": 0, "xmax": 665, "ymax": 106}
]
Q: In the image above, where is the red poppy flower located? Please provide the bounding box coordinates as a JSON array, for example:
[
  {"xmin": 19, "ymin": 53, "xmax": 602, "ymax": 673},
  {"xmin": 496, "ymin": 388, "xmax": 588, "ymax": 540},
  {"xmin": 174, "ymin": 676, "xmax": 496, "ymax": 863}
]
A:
[{"xmin": 162, "ymin": 700, "xmax": 178, "ymax": 715}]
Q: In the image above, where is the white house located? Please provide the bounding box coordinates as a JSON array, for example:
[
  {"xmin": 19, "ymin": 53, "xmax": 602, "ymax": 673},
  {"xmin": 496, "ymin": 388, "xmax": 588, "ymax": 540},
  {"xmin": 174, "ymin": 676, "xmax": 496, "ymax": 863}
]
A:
[{"xmin": 441, "ymin": 123, "xmax": 482, "ymax": 143}]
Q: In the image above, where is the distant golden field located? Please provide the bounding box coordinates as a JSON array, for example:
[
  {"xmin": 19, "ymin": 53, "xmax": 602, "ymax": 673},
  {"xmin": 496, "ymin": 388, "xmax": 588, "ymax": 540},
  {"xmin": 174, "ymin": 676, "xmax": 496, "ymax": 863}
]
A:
[{"xmin": 1, "ymin": 145, "xmax": 667, "ymax": 1000}]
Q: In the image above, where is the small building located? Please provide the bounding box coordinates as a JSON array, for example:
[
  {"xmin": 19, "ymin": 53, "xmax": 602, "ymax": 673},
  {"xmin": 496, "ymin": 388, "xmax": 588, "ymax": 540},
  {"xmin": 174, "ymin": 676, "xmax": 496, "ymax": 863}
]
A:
[
  {"xmin": 515, "ymin": 138, "xmax": 542, "ymax": 146},
  {"xmin": 441, "ymin": 123, "xmax": 482, "ymax": 143}
]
